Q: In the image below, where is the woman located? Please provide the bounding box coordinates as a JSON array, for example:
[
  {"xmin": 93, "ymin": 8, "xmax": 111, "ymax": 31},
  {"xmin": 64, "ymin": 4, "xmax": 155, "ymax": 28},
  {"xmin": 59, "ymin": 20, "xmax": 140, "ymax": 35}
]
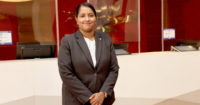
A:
[{"xmin": 58, "ymin": 2, "xmax": 119, "ymax": 105}]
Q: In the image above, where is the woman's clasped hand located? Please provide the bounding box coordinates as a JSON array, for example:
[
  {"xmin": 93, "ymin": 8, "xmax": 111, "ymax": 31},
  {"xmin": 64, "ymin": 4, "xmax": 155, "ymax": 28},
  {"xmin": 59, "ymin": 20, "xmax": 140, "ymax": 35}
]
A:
[{"xmin": 89, "ymin": 92, "xmax": 105, "ymax": 105}]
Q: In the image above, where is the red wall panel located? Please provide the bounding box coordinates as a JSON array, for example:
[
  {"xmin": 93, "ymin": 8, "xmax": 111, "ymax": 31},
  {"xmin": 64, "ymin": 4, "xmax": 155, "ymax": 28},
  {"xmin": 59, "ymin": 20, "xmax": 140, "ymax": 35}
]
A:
[
  {"xmin": 140, "ymin": 0, "xmax": 147, "ymax": 52},
  {"xmin": 142, "ymin": 0, "xmax": 162, "ymax": 52},
  {"xmin": 0, "ymin": 2, "xmax": 18, "ymax": 60}
]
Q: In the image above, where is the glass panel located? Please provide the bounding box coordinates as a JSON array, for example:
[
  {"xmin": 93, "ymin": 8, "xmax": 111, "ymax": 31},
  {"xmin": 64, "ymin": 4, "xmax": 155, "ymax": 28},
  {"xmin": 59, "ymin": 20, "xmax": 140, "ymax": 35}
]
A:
[
  {"xmin": 0, "ymin": 0, "xmax": 57, "ymax": 60},
  {"xmin": 89, "ymin": 0, "xmax": 139, "ymax": 53},
  {"xmin": 163, "ymin": 0, "xmax": 200, "ymax": 51}
]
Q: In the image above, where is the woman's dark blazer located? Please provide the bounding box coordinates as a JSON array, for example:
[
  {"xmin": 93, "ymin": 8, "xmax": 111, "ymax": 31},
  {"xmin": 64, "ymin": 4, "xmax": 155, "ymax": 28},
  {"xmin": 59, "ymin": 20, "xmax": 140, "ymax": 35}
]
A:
[{"xmin": 58, "ymin": 30, "xmax": 119, "ymax": 105}]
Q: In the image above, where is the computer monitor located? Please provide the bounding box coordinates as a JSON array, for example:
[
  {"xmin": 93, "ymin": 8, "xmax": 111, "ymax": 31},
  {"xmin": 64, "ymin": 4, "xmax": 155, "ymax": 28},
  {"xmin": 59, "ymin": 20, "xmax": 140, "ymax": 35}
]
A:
[
  {"xmin": 16, "ymin": 42, "xmax": 56, "ymax": 59},
  {"xmin": 171, "ymin": 45, "xmax": 197, "ymax": 52},
  {"xmin": 113, "ymin": 43, "xmax": 130, "ymax": 55}
]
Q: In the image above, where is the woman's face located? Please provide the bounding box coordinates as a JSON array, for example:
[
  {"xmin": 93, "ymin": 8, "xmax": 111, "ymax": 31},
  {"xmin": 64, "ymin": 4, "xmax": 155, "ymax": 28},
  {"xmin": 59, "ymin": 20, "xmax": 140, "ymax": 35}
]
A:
[{"xmin": 76, "ymin": 6, "xmax": 96, "ymax": 33}]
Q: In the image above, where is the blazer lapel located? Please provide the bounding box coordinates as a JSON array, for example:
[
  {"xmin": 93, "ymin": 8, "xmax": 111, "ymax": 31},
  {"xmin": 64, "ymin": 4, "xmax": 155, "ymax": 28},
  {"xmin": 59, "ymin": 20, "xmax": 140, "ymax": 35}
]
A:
[
  {"xmin": 94, "ymin": 32, "xmax": 102, "ymax": 69},
  {"xmin": 75, "ymin": 30, "xmax": 94, "ymax": 68}
]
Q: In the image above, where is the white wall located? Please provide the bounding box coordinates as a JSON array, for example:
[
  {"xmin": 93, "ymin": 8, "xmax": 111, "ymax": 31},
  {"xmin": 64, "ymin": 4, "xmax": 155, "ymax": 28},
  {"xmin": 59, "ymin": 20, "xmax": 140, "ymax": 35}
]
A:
[
  {"xmin": 0, "ymin": 51, "xmax": 200, "ymax": 105},
  {"xmin": 0, "ymin": 61, "xmax": 34, "ymax": 104}
]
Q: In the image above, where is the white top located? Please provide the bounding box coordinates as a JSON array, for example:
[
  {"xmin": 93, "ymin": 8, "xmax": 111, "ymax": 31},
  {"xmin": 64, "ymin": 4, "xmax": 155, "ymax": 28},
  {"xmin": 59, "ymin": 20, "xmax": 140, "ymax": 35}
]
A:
[{"xmin": 84, "ymin": 37, "xmax": 96, "ymax": 67}]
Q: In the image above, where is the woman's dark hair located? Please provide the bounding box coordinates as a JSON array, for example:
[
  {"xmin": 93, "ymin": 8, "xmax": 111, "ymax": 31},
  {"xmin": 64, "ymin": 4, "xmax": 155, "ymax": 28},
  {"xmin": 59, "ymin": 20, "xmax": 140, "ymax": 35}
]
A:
[{"xmin": 75, "ymin": 2, "xmax": 96, "ymax": 18}]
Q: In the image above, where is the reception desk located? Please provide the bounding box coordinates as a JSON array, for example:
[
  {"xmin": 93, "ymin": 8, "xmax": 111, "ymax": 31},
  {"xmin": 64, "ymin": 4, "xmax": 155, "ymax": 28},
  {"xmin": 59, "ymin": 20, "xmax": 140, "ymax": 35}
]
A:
[{"xmin": 1, "ymin": 51, "xmax": 200, "ymax": 105}]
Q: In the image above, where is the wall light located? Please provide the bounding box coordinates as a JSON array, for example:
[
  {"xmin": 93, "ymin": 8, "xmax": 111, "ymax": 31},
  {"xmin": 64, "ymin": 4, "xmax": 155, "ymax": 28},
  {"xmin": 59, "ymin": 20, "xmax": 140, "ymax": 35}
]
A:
[{"xmin": 0, "ymin": 0, "xmax": 32, "ymax": 2}]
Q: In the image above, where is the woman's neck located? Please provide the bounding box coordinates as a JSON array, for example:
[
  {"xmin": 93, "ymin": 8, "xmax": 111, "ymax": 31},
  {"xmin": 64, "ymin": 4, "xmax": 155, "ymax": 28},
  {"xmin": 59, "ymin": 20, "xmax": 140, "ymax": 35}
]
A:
[{"xmin": 80, "ymin": 30, "xmax": 95, "ymax": 41}]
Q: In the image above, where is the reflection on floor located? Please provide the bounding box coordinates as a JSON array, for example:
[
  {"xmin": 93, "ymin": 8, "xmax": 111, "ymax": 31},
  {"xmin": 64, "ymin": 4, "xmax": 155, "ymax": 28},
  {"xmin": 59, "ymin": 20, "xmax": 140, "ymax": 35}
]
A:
[
  {"xmin": 155, "ymin": 99, "xmax": 200, "ymax": 105},
  {"xmin": 0, "ymin": 96, "xmax": 35, "ymax": 105}
]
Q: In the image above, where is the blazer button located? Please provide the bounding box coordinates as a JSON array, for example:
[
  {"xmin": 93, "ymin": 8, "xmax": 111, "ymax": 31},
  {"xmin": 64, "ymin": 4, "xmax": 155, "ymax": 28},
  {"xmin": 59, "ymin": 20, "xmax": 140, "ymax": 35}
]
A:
[{"xmin": 94, "ymin": 73, "xmax": 97, "ymax": 76}]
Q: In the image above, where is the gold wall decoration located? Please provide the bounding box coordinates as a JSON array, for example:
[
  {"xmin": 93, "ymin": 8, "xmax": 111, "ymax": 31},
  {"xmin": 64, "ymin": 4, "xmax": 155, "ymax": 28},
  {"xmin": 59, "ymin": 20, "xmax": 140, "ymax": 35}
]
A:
[
  {"xmin": 0, "ymin": 12, "xmax": 8, "ymax": 21},
  {"xmin": 63, "ymin": 10, "xmax": 78, "ymax": 27}
]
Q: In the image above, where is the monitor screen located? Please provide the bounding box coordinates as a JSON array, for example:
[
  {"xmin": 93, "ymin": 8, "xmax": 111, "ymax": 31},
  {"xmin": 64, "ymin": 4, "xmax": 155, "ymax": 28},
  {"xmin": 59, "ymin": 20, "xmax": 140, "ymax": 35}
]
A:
[
  {"xmin": 115, "ymin": 49, "xmax": 130, "ymax": 55},
  {"xmin": 171, "ymin": 45, "xmax": 197, "ymax": 52},
  {"xmin": 114, "ymin": 43, "xmax": 130, "ymax": 55},
  {"xmin": 0, "ymin": 31, "xmax": 12, "ymax": 45}
]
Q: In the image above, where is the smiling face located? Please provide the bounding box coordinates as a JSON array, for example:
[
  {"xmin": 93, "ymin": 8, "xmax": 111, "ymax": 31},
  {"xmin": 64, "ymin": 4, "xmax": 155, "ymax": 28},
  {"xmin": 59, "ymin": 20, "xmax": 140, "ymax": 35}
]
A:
[{"xmin": 76, "ymin": 6, "xmax": 96, "ymax": 33}]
